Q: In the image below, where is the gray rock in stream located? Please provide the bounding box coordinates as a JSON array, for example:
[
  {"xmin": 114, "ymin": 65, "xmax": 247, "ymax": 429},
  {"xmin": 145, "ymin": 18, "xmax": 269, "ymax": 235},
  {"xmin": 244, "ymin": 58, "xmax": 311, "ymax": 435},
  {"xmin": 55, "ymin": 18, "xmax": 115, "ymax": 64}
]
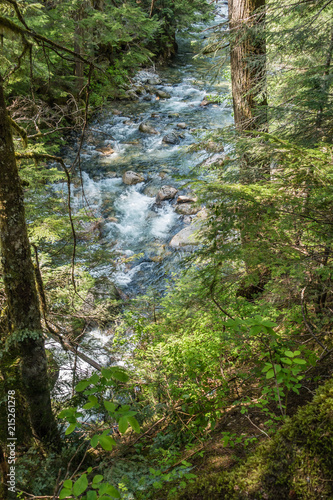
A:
[
  {"xmin": 155, "ymin": 89, "xmax": 171, "ymax": 99},
  {"xmin": 175, "ymin": 203, "xmax": 200, "ymax": 216},
  {"xmin": 162, "ymin": 132, "xmax": 180, "ymax": 145},
  {"xmin": 156, "ymin": 185, "xmax": 178, "ymax": 202},
  {"xmin": 139, "ymin": 122, "xmax": 159, "ymax": 134},
  {"xmin": 122, "ymin": 171, "xmax": 145, "ymax": 185}
]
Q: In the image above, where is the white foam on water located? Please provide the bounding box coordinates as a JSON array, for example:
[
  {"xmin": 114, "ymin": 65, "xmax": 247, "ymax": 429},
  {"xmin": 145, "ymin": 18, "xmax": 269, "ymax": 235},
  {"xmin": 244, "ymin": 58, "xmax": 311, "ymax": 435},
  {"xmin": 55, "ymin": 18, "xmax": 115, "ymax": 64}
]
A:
[{"xmin": 151, "ymin": 204, "xmax": 179, "ymax": 239}]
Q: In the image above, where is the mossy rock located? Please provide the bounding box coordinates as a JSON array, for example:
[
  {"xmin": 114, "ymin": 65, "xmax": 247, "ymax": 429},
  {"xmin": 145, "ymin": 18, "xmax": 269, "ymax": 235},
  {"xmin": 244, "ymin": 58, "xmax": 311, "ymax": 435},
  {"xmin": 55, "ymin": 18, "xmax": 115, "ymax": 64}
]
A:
[{"xmin": 173, "ymin": 378, "xmax": 333, "ymax": 499}]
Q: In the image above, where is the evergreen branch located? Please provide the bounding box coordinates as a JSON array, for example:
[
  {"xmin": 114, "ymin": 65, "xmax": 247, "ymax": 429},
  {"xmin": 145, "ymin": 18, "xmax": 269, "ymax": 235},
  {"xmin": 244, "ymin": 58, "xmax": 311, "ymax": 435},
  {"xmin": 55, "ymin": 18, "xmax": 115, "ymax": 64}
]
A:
[{"xmin": 0, "ymin": 15, "xmax": 91, "ymax": 64}]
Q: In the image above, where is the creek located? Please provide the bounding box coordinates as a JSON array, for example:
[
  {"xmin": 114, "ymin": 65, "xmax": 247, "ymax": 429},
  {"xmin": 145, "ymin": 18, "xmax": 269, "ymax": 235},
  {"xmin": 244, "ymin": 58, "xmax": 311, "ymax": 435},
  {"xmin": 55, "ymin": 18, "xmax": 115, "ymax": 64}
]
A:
[{"xmin": 50, "ymin": 0, "xmax": 232, "ymax": 394}]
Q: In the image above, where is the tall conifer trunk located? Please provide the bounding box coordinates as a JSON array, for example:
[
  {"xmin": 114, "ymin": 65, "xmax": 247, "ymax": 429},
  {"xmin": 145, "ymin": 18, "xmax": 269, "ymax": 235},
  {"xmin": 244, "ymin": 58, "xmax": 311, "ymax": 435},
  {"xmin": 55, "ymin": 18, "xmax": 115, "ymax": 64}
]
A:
[
  {"xmin": 228, "ymin": 0, "xmax": 267, "ymax": 133},
  {"xmin": 0, "ymin": 75, "xmax": 59, "ymax": 448}
]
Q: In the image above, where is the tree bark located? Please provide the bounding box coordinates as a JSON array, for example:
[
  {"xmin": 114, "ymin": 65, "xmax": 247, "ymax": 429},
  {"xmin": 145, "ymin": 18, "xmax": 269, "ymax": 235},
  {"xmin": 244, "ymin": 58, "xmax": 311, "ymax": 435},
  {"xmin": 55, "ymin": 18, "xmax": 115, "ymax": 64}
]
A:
[
  {"xmin": 228, "ymin": 0, "xmax": 267, "ymax": 132},
  {"xmin": 0, "ymin": 74, "xmax": 60, "ymax": 449}
]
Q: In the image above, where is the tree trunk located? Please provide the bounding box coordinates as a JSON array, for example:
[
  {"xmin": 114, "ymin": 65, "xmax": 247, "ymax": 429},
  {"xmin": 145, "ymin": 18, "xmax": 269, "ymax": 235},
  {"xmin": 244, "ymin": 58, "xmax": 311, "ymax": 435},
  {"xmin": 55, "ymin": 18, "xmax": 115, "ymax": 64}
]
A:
[
  {"xmin": 228, "ymin": 0, "xmax": 267, "ymax": 132},
  {"xmin": 0, "ymin": 74, "xmax": 60, "ymax": 449}
]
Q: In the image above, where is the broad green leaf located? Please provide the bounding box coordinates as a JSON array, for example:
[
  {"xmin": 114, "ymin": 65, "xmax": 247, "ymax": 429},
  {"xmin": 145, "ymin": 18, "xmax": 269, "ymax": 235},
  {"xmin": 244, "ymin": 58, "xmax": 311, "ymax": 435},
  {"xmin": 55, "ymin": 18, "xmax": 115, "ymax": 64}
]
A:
[
  {"xmin": 58, "ymin": 409, "xmax": 74, "ymax": 419},
  {"xmin": 65, "ymin": 423, "xmax": 76, "ymax": 435},
  {"xmin": 128, "ymin": 416, "xmax": 140, "ymax": 433},
  {"xmin": 262, "ymin": 363, "xmax": 272, "ymax": 373},
  {"xmin": 101, "ymin": 368, "xmax": 113, "ymax": 379},
  {"xmin": 87, "ymin": 491, "xmax": 97, "ymax": 500},
  {"xmin": 63, "ymin": 480, "xmax": 73, "ymax": 489},
  {"xmin": 293, "ymin": 358, "xmax": 306, "ymax": 365},
  {"xmin": 98, "ymin": 483, "xmax": 121, "ymax": 498},
  {"xmin": 59, "ymin": 488, "xmax": 72, "ymax": 499},
  {"xmin": 83, "ymin": 402, "xmax": 95, "ymax": 410},
  {"xmin": 75, "ymin": 380, "xmax": 90, "ymax": 392},
  {"xmin": 284, "ymin": 351, "xmax": 294, "ymax": 358},
  {"xmin": 90, "ymin": 434, "xmax": 99, "ymax": 448},
  {"xmin": 280, "ymin": 357, "xmax": 292, "ymax": 365},
  {"xmin": 110, "ymin": 368, "xmax": 129, "ymax": 383},
  {"xmin": 89, "ymin": 373, "xmax": 99, "ymax": 385},
  {"xmin": 104, "ymin": 401, "xmax": 116, "ymax": 413},
  {"xmin": 73, "ymin": 474, "xmax": 88, "ymax": 497},
  {"xmin": 99, "ymin": 435, "xmax": 116, "ymax": 451},
  {"xmin": 249, "ymin": 325, "xmax": 263, "ymax": 335},
  {"xmin": 274, "ymin": 364, "xmax": 282, "ymax": 373},
  {"xmin": 87, "ymin": 467, "xmax": 93, "ymax": 473},
  {"xmin": 265, "ymin": 369, "xmax": 275, "ymax": 379},
  {"xmin": 118, "ymin": 416, "xmax": 128, "ymax": 434},
  {"xmin": 92, "ymin": 475, "xmax": 104, "ymax": 484}
]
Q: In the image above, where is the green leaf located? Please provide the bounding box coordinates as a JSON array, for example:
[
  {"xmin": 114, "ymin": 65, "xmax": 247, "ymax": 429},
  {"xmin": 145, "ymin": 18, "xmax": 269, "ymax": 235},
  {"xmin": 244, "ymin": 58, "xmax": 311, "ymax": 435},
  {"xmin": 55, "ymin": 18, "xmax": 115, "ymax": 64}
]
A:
[
  {"xmin": 101, "ymin": 368, "xmax": 113, "ymax": 379},
  {"xmin": 262, "ymin": 363, "xmax": 272, "ymax": 373},
  {"xmin": 118, "ymin": 416, "xmax": 128, "ymax": 434},
  {"xmin": 98, "ymin": 483, "xmax": 121, "ymax": 498},
  {"xmin": 266, "ymin": 369, "xmax": 275, "ymax": 379},
  {"xmin": 284, "ymin": 351, "xmax": 294, "ymax": 358},
  {"xmin": 58, "ymin": 409, "xmax": 74, "ymax": 419},
  {"xmin": 104, "ymin": 401, "xmax": 116, "ymax": 413},
  {"xmin": 99, "ymin": 435, "xmax": 116, "ymax": 451},
  {"xmin": 87, "ymin": 491, "xmax": 97, "ymax": 500},
  {"xmin": 75, "ymin": 380, "xmax": 90, "ymax": 392},
  {"xmin": 127, "ymin": 416, "xmax": 140, "ymax": 433},
  {"xmin": 280, "ymin": 357, "xmax": 292, "ymax": 365},
  {"xmin": 110, "ymin": 368, "xmax": 129, "ymax": 383},
  {"xmin": 89, "ymin": 373, "xmax": 100, "ymax": 385},
  {"xmin": 92, "ymin": 475, "xmax": 104, "ymax": 484},
  {"xmin": 65, "ymin": 423, "xmax": 76, "ymax": 435},
  {"xmin": 82, "ymin": 402, "xmax": 95, "ymax": 410},
  {"xmin": 87, "ymin": 467, "xmax": 93, "ymax": 473},
  {"xmin": 293, "ymin": 358, "xmax": 306, "ymax": 365},
  {"xmin": 59, "ymin": 488, "xmax": 72, "ymax": 499},
  {"xmin": 73, "ymin": 474, "xmax": 88, "ymax": 497},
  {"xmin": 90, "ymin": 434, "xmax": 99, "ymax": 448},
  {"xmin": 274, "ymin": 364, "xmax": 282, "ymax": 373},
  {"xmin": 63, "ymin": 480, "xmax": 73, "ymax": 489}
]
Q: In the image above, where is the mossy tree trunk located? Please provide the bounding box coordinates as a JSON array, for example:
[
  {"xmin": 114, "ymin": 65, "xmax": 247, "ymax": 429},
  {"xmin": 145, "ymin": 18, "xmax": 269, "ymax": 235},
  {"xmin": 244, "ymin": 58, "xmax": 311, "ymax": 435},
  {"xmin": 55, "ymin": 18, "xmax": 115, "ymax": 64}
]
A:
[{"xmin": 0, "ymin": 74, "xmax": 60, "ymax": 449}]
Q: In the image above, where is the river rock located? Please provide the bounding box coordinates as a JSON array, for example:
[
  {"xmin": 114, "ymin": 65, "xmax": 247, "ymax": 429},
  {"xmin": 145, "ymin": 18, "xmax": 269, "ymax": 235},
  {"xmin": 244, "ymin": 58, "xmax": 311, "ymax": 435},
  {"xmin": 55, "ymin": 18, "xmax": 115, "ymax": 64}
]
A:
[
  {"xmin": 105, "ymin": 171, "xmax": 118, "ymax": 178},
  {"xmin": 156, "ymin": 185, "xmax": 178, "ymax": 202},
  {"xmin": 155, "ymin": 89, "xmax": 171, "ymax": 99},
  {"xmin": 169, "ymin": 209, "xmax": 207, "ymax": 248},
  {"xmin": 175, "ymin": 203, "xmax": 200, "ymax": 216},
  {"xmin": 122, "ymin": 171, "xmax": 144, "ymax": 185},
  {"xmin": 143, "ymin": 95, "xmax": 152, "ymax": 101},
  {"xmin": 139, "ymin": 122, "xmax": 159, "ymax": 134},
  {"xmin": 177, "ymin": 122, "xmax": 187, "ymax": 129},
  {"xmin": 148, "ymin": 77, "xmax": 162, "ymax": 85},
  {"xmin": 177, "ymin": 195, "xmax": 197, "ymax": 204},
  {"xmin": 168, "ymin": 113, "xmax": 180, "ymax": 118},
  {"xmin": 162, "ymin": 133, "xmax": 180, "ymax": 145}
]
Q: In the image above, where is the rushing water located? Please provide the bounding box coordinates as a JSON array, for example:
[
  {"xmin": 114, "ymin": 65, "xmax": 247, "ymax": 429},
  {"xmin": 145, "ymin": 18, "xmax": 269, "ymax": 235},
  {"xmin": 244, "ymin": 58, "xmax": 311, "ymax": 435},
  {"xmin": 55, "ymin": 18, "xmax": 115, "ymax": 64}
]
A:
[{"xmin": 51, "ymin": 1, "xmax": 232, "ymax": 393}]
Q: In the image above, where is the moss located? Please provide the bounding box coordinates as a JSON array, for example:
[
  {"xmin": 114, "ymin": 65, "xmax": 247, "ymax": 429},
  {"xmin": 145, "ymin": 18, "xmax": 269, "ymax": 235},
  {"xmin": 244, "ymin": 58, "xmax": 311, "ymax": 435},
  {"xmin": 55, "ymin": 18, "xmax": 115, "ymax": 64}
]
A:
[{"xmin": 173, "ymin": 378, "xmax": 333, "ymax": 499}]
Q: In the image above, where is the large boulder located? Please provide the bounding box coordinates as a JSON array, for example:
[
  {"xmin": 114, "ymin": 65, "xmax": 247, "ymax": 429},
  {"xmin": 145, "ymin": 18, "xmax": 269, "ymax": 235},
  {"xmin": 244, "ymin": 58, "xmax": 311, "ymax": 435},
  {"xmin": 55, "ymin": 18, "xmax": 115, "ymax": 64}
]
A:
[
  {"xmin": 162, "ymin": 132, "xmax": 180, "ymax": 145},
  {"xmin": 156, "ymin": 185, "xmax": 178, "ymax": 203},
  {"xmin": 139, "ymin": 122, "xmax": 159, "ymax": 134},
  {"xmin": 122, "ymin": 171, "xmax": 144, "ymax": 185}
]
